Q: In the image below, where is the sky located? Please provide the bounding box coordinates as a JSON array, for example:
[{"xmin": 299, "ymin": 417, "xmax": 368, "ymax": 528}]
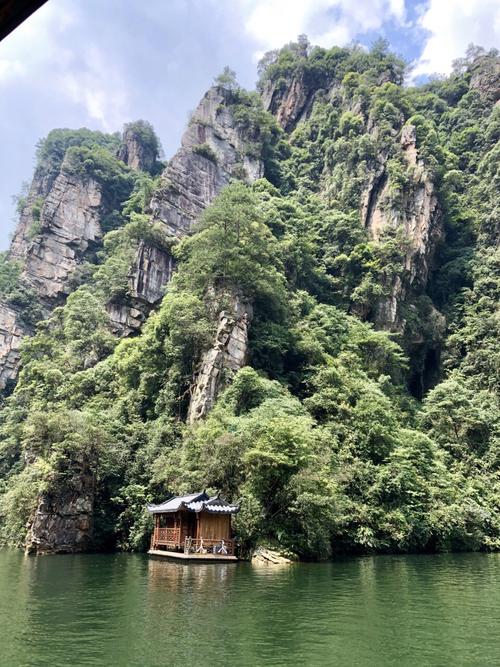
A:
[{"xmin": 0, "ymin": 0, "xmax": 498, "ymax": 249}]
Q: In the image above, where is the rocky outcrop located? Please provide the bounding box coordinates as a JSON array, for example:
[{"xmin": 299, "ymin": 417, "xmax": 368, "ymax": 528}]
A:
[
  {"xmin": 0, "ymin": 303, "xmax": 30, "ymax": 391},
  {"xmin": 469, "ymin": 53, "xmax": 500, "ymax": 104},
  {"xmin": 118, "ymin": 125, "xmax": 156, "ymax": 172},
  {"xmin": 361, "ymin": 123, "xmax": 443, "ymax": 331},
  {"xmin": 261, "ymin": 72, "xmax": 317, "ymax": 132},
  {"xmin": 252, "ymin": 546, "xmax": 293, "ymax": 565},
  {"xmin": 107, "ymin": 241, "xmax": 175, "ymax": 335},
  {"xmin": 188, "ymin": 295, "xmax": 252, "ymax": 423},
  {"xmin": 150, "ymin": 86, "xmax": 264, "ymax": 237},
  {"xmin": 0, "ymin": 168, "xmax": 105, "ymax": 387},
  {"xmin": 20, "ymin": 171, "xmax": 104, "ymax": 300},
  {"xmin": 129, "ymin": 241, "xmax": 175, "ymax": 303},
  {"xmin": 25, "ymin": 461, "xmax": 95, "ymax": 554}
]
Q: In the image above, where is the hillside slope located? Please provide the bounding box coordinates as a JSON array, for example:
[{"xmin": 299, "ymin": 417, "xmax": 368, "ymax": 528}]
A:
[{"xmin": 0, "ymin": 41, "xmax": 498, "ymax": 558}]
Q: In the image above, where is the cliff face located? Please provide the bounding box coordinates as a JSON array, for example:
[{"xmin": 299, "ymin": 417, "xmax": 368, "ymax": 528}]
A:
[
  {"xmin": 0, "ymin": 123, "xmax": 164, "ymax": 387},
  {"xmin": 151, "ymin": 86, "xmax": 264, "ymax": 236},
  {"xmin": 0, "ymin": 302, "xmax": 27, "ymax": 392},
  {"xmin": 0, "ymin": 167, "xmax": 106, "ymax": 389},
  {"xmin": 361, "ymin": 123, "xmax": 443, "ymax": 331},
  {"xmin": 108, "ymin": 241, "xmax": 175, "ymax": 335},
  {"xmin": 188, "ymin": 294, "xmax": 252, "ymax": 423},
  {"xmin": 110, "ymin": 86, "xmax": 266, "ymax": 336},
  {"xmin": 25, "ymin": 458, "xmax": 95, "ymax": 555},
  {"xmin": 261, "ymin": 71, "xmax": 317, "ymax": 131},
  {"xmin": 118, "ymin": 125, "xmax": 157, "ymax": 172},
  {"xmin": 19, "ymin": 170, "xmax": 104, "ymax": 300}
]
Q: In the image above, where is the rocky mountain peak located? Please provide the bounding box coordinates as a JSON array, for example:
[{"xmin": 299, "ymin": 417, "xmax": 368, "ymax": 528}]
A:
[{"xmin": 118, "ymin": 120, "xmax": 159, "ymax": 172}]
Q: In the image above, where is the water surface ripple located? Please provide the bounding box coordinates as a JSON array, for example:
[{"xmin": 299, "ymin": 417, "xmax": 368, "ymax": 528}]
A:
[{"xmin": 0, "ymin": 551, "xmax": 498, "ymax": 666}]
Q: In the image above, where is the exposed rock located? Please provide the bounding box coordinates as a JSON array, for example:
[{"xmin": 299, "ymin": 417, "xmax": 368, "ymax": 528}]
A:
[
  {"xmin": 251, "ymin": 547, "xmax": 293, "ymax": 565},
  {"xmin": 261, "ymin": 72, "xmax": 316, "ymax": 131},
  {"xmin": 118, "ymin": 125, "xmax": 156, "ymax": 172},
  {"xmin": 361, "ymin": 124, "xmax": 443, "ymax": 331},
  {"xmin": 0, "ymin": 303, "xmax": 30, "ymax": 390},
  {"xmin": 187, "ymin": 295, "xmax": 252, "ymax": 423},
  {"xmin": 25, "ymin": 461, "xmax": 95, "ymax": 555},
  {"xmin": 107, "ymin": 302, "xmax": 145, "ymax": 336},
  {"xmin": 129, "ymin": 241, "xmax": 175, "ymax": 303},
  {"xmin": 469, "ymin": 54, "xmax": 500, "ymax": 104},
  {"xmin": 9, "ymin": 169, "xmax": 57, "ymax": 262},
  {"xmin": 150, "ymin": 86, "xmax": 264, "ymax": 237},
  {"xmin": 0, "ymin": 168, "xmax": 105, "ymax": 386},
  {"xmin": 107, "ymin": 241, "xmax": 175, "ymax": 335},
  {"xmin": 21, "ymin": 170, "xmax": 104, "ymax": 300}
]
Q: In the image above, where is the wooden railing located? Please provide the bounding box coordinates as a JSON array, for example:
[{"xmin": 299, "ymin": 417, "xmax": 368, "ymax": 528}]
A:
[
  {"xmin": 151, "ymin": 529, "xmax": 236, "ymax": 556},
  {"xmin": 186, "ymin": 537, "xmax": 235, "ymax": 556},
  {"xmin": 153, "ymin": 527, "xmax": 181, "ymax": 546}
]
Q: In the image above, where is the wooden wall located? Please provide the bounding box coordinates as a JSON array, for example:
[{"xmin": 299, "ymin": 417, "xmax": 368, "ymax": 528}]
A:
[{"xmin": 198, "ymin": 512, "xmax": 232, "ymax": 540}]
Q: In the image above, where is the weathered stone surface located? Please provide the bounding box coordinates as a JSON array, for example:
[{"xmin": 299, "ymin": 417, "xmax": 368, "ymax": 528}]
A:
[
  {"xmin": 187, "ymin": 295, "xmax": 253, "ymax": 423},
  {"xmin": 107, "ymin": 302, "xmax": 145, "ymax": 336},
  {"xmin": 261, "ymin": 71, "xmax": 316, "ymax": 131},
  {"xmin": 150, "ymin": 86, "xmax": 264, "ymax": 237},
  {"xmin": 107, "ymin": 241, "xmax": 175, "ymax": 336},
  {"xmin": 252, "ymin": 546, "xmax": 293, "ymax": 565},
  {"xmin": 0, "ymin": 168, "xmax": 105, "ymax": 386},
  {"xmin": 469, "ymin": 54, "xmax": 500, "ymax": 104},
  {"xmin": 9, "ymin": 170, "xmax": 57, "ymax": 263},
  {"xmin": 25, "ymin": 462, "xmax": 95, "ymax": 555},
  {"xmin": 118, "ymin": 125, "xmax": 156, "ymax": 172},
  {"xmin": 21, "ymin": 171, "xmax": 103, "ymax": 299},
  {"xmin": 0, "ymin": 303, "xmax": 29, "ymax": 390},
  {"xmin": 361, "ymin": 124, "xmax": 443, "ymax": 331},
  {"xmin": 129, "ymin": 241, "xmax": 175, "ymax": 303}
]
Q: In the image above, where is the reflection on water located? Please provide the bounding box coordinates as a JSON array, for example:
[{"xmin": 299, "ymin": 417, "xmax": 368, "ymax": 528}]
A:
[{"xmin": 0, "ymin": 550, "xmax": 499, "ymax": 667}]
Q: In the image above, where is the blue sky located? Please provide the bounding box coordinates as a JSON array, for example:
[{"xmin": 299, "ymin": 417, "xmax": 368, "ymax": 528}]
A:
[{"xmin": 0, "ymin": 0, "xmax": 498, "ymax": 249}]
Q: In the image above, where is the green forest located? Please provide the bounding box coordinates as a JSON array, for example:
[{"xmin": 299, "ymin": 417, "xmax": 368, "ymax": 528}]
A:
[{"xmin": 0, "ymin": 40, "xmax": 498, "ymax": 559}]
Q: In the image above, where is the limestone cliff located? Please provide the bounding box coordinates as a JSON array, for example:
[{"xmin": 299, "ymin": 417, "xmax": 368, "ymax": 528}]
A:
[
  {"xmin": 150, "ymin": 86, "xmax": 264, "ymax": 237},
  {"xmin": 25, "ymin": 457, "xmax": 95, "ymax": 555},
  {"xmin": 107, "ymin": 241, "xmax": 175, "ymax": 335},
  {"xmin": 111, "ymin": 86, "xmax": 266, "ymax": 335},
  {"xmin": 0, "ymin": 124, "xmax": 161, "ymax": 388},
  {"xmin": 261, "ymin": 71, "xmax": 318, "ymax": 131},
  {"xmin": 188, "ymin": 295, "xmax": 252, "ymax": 423},
  {"xmin": 118, "ymin": 123, "xmax": 157, "ymax": 172},
  {"xmin": 361, "ymin": 123, "xmax": 443, "ymax": 332},
  {"xmin": 0, "ymin": 166, "xmax": 107, "ymax": 389}
]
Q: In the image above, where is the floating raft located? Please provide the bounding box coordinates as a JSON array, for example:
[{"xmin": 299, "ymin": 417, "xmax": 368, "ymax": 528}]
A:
[{"xmin": 148, "ymin": 549, "xmax": 238, "ymax": 561}]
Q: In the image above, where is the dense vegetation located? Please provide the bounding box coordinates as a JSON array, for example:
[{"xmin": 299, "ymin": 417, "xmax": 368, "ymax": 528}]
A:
[{"xmin": 0, "ymin": 41, "xmax": 498, "ymax": 559}]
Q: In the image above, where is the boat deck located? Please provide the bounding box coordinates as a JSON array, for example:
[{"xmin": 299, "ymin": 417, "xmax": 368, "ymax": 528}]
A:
[{"xmin": 148, "ymin": 549, "xmax": 238, "ymax": 561}]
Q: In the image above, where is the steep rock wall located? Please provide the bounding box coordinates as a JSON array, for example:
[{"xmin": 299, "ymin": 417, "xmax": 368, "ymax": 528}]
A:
[
  {"xmin": 261, "ymin": 72, "xmax": 317, "ymax": 131},
  {"xmin": 150, "ymin": 86, "xmax": 264, "ymax": 237},
  {"xmin": 188, "ymin": 296, "xmax": 252, "ymax": 423},
  {"xmin": 0, "ymin": 168, "xmax": 105, "ymax": 389},
  {"xmin": 361, "ymin": 124, "xmax": 443, "ymax": 331},
  {"xmin": 113, "ymin": 86, "xmax": 266, "ymax": 335},
  {"xmin": 25, "ymin": 460, "xmax": 95, "ymax": 555},
  {"xmin": 107, "ymin": 241, "xmax": 175, "ymax": 335}
]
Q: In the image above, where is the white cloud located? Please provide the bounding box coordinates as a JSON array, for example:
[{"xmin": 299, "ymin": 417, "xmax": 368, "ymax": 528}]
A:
[
  {"xmin": 59, "ymin": 47, "xmax": 129, "ymax": 130},
  {"xmin": 238, "ymin": 0, "xmax": 407, "ymax": 58},
  {"xmin": 413, "ymin": 0, "xmax": 500, "ymax": 77},
  {"xmin": 0, "ymin": 0, "xmax": 129, "ymax": 130}
]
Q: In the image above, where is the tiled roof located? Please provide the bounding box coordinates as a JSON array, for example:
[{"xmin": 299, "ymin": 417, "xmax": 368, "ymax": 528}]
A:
[
  {"xmin": 186, "ymin": 496, "xmax": 239, "ymax": 513},
  {"xmin": 147, "ymin": 492, "xmax": 207, "ymax": 514},
  {"xmin": 147, "ymin": 493, "xmax": 239, "ymax": 514}
]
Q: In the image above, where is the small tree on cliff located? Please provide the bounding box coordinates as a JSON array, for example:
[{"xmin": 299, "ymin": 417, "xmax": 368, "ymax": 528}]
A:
[{"xmin": 214, "ymin": 66, "xmax": 239, "ymax": 92}]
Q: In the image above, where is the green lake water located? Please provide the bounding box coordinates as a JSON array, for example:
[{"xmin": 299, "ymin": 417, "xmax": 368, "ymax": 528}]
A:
[{"xmin": 0, "ymin": 550, "xmax": 498, "ymax": 667}]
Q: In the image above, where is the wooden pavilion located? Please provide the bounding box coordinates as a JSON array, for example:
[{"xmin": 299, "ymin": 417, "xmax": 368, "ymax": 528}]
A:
[{"xmin": 147, "ymin": 492, "xmax": 239, "ymax": 560}]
